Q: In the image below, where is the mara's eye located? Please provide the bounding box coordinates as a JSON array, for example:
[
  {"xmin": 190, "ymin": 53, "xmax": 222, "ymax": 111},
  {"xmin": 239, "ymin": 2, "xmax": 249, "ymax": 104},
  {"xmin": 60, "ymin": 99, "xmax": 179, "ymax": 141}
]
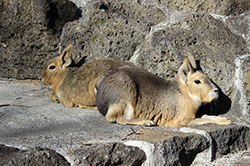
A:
[
  {"xmin": 49, "ymin": 65, "xmax": 56, "ymax": 70},
  {"xmin": 194, "ymin": 80, "xmax": 201, "ymax": 84}
]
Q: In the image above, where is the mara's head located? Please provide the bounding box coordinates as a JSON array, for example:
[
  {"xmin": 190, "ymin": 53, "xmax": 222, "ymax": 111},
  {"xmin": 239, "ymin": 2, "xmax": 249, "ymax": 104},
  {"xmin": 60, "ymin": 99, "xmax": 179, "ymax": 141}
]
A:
[
  {"xmin": 178, "ymin": 55, "xmax": 219, "ymax": 106},
  {"xmin": 42, "ymin": 44, "xmax": 75, "ymax": 85}
]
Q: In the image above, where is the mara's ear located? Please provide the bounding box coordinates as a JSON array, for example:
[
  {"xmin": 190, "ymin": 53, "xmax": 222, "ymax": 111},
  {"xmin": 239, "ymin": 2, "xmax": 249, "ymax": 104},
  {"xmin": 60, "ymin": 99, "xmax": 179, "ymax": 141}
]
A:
[
  {"xmin": 178, "ymin": 58, "xmax": 194, "ymax": 83},
  {"xmin": 59, "ymin": 44, "xmax": 74, "ymax": 69},
  {"xmin": 64, "ymin": 44, "xmax": 76, "ymax": 59},
  {"xmin": 188, "ymin": 54, "xmax": 197, "ymax": 69},
  {"xmin": 60, "ymin": 44, "xmax": 75, "ymax": 59}
]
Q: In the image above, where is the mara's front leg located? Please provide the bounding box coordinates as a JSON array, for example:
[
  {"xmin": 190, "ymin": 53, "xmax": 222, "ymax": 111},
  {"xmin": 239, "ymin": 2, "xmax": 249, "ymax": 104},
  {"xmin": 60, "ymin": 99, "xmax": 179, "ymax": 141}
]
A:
[
  {"xmin": 116, "ymin": 117, "xmax": 156, "ymax": 126},
  {"xmin": 161, "ymin": 112, "xmax": 197, "ymax": 127},
  {"xmin": 78, "ymin": 104, "xmax": 98, "ymax": 110},
  {"xmin": 49, "ymin": 92, "xmax": 59, "ymax": 103},
  {"xmin": 186, "ymin": 115, "xmax": 231, "ymax": 127}
]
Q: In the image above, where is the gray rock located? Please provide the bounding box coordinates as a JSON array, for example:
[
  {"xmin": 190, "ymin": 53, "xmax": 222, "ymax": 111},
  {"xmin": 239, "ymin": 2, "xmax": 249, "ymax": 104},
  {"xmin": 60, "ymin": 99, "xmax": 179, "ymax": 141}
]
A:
[
  {"xmin": 134, "ymin": 128, "xmax": 209, "ymax": 166},
  {"xmin": 60, "ymin": 0, "xmax": 165, "ymax": 62},
  {"xmin": 0, "ymin": 0, "xmax": 81, "ymax": 79},
  {"xmin": 204, "ymin": 151, "xmax": 250, "ymax": 166},
  {"xmin": 210, "ymin": 13, "xmax": 250, "ymax": 122},
  {"xmin": 213, "ymin": 13, "xmax": 250, "ymax": 46},
  {"xmin": 72, "ymin": 142, "xmax": 146, "ymax": 166},
  {"xmin": 229, "ymin": 54, "xmax": 250, "ymax": 124},
  {"xmin": 243, "ymin": 56, "xmax": 250, "ymax": 115},
  {"xmin": 143, "ymin": 0, "xmax": 250, "ymax": 16},
  {"xmin": 130, "ymin": 13, "xmax": 248, "ymax": 88},
  {"xmin": 192, "ymin": 124, "xmax": 250, "ymax": 159},
  {"xmin": 0, "ymin": 144, "xmax": 70, "ymax": 166}
]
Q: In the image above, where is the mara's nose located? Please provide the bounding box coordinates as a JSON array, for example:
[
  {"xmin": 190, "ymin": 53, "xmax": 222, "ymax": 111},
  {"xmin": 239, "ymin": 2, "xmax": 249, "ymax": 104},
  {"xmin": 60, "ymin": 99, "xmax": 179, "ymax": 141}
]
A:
[
  {"xmin": 212, "ymin": 88, "xmax": 219, "ymax": 100},
  {"xmin": 214, "ymin": 88, "xmax": 218, "ymax": 93}
]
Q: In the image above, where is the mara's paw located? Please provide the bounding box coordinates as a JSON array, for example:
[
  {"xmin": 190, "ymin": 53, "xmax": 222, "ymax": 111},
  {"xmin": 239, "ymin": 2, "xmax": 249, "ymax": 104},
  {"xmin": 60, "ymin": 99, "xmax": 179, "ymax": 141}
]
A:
[
  {"xmin": 78, "ymin": 105, "xmax": 98, "ymax": 110},
  {"xmin": 116, "ymin": 117, "xmax": 157, "ymax": 126},
  {"xmin": 216, "ymin": 117, "xmax": 231, "ymax": 125},
  {"xmin": 139, "ymin": 120, "xmax": 157, "ymax": 126},
  {"xmin": 49, "ymin": 93, "xmax": 59, "ymax": 103},
  {"xmin": 201, "ymin": 115, "xmax": 231, "ymax": 125}
]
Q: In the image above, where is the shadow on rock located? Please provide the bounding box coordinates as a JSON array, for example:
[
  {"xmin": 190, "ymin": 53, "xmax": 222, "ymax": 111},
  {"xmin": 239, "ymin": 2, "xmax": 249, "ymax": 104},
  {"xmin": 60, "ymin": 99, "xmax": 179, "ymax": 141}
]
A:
[
  {"xmin": 197, "ymin": 84, "xmax": 232, "ymax": 117},
  {"xmin": 195, "ymin": 59, "xmax": 231, "ymax": 117}
]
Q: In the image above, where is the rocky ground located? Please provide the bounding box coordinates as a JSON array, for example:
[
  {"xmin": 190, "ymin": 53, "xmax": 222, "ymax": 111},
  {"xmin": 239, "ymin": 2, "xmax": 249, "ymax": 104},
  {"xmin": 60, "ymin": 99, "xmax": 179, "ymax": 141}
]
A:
[{"xmin": 0, "ymin": 79, "xmax": 249, "ymax": 165}]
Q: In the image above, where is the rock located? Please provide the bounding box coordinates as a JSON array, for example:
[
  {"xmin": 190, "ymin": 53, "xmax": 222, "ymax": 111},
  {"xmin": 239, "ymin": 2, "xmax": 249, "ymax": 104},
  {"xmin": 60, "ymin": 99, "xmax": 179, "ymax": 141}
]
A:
[
  {"xmin": 214, "ymin": 13, "xmax": 250, "ymax": 46},
  {"xmin": 205, "ymin": 151, "xmax": 250, "ymax": 166},
  {"xmin": 72, "ymin": 142, "xmax": 146, "ymax": 166},
  {"xmin": 60, "ymin": 0, "xmax": 165, "ymax": 62},
  {"xmin": 0, "ymin": 144, "xmax": 70, "ymax": 166},
  {"xmin": 0, "ymin": 0, "xmax": 81, "ymax": 79},
  {"xmin": 230, "ymin": 54, "xmax": 250, "ymax": 123},
  {"xmin": 133, "ymin": 125, "xmax": 250, "ymax": 166},
  {"xmin": 135, "ymin": 128, "xmax": 209, "ymax": 166},
  {"xmin": 144, "ymin": 0, "xmax": 250, "ymax": 16},
  {"xmin": 243, "ymin": 56, "xmax": 250, "ymax": 116},
  {"xmin": 192, "ymin": 124, "xmax": 250, "ymax": 159},
  {"xmin": 213, "ymin": 13, "xmax": 250, "ymax": 121},
  {"xmin": 130, "ymin": 13, "xmax": 248, "ymax": 88}
]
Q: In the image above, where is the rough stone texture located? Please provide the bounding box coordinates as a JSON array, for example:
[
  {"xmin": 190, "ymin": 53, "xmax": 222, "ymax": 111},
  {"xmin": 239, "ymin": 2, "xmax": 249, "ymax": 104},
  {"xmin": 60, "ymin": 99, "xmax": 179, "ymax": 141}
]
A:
[
  {"xmin": 131, "ymin": 13, "xmax": 248, "ymax": 90},
  {"xmin": 0, "ymin": 0, "xmax": 81, "ymax": 79},
  {"xmin": 72, "ymin": 142, "xmax": 146, "ymax": 166},
  {"xmin": 216, "ymin": 13, "xmax": 250, "ymax": 47},
  {"xmin": 135, "ymin": 128, "xmax": 209, "ymax": 166},
  {"xmin": 243, "ymin": 56, "xmax": 250, "ymax": 114},
  {"xmin": 0, "ymin": 144, "xmax": 70, "ymax": 166},
  {"xmin": 144, "ymin": 0, "xmax": 250, "ymax": 16},
  {"xmin": 193, "ymin": 124, "xmax": 250, "ymax": 159},
  {"xmin": 229, "ymin": 54, "xmax": 250, "ymax": 123},
  {"xmin": 204, "ymin": 151, "xmax": 250, "ymax": 166},
  {"xmin": 60, "ymin": 0, "xmax": 165, "ymax": 62}
]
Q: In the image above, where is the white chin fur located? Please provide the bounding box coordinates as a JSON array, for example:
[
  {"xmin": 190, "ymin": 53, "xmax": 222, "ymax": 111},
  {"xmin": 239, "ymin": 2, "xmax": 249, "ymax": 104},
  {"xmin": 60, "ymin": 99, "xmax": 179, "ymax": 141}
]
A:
[
  {"xmin": 188, "ymin": 93, "xmax": 202, "ymax": 106},
  {"xmin": 209, "ymin": 90, "xmax": 219, "ymax": 100}
]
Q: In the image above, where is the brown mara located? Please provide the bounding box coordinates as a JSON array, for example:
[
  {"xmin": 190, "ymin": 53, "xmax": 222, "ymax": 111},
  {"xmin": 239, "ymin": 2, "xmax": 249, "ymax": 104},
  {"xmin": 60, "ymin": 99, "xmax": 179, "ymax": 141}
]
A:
[
  {"xmin": 96, "ymin": 55, "xmax": 231, "ymax": 127},
  {"xmin": 42, "ymin": 44, "xmax": 134, "ymax": 109}
]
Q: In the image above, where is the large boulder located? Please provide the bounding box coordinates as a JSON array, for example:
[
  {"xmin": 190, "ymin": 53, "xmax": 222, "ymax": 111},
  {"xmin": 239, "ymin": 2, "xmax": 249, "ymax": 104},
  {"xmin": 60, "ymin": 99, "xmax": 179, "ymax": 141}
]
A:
[
  {"xmin": 145, "ymin": 0, "xmax": 250, "ymax": 16},
  {"xmin": 0, "ymin": 0, "xmax": 81, "ymax": 79},
  {"xmin": 130, "ymin": 13, "xmax": 248, "ymax": 84},
  {"xmin": 135, "ymin": 128, "xmax": 209, "ymax": 166},
  {"xmin": 0, "ymin": 144, "xmax": 70, "ymax": 166},
  {"xmin": 60, "ymin": 0, "xmax": 165, "ymax": 62},
  {"xmin": 72, "ymin": 142, "xmax": 146, "ymax": 165}
]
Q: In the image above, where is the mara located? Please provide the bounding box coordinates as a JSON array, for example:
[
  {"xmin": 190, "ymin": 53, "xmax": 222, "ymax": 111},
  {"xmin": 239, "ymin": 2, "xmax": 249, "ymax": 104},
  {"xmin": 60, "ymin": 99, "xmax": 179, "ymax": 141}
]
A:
[
  {"xmin": 96, "ymin": 55, "xmax": 231, "ymax": 127},
  {"xmin": 42, "ymin": 44, "xmax": 134, "ymax": 109}
]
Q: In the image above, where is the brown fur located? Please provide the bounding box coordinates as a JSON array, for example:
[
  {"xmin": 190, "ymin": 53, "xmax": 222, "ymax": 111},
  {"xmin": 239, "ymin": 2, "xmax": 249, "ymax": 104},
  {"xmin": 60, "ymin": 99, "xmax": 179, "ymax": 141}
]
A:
[
  {"xmin": 42, "ymin": 44, "xmax": 134, "ymax": 108},
  {"xmin": 96, "ymin": 55, "xmax": 231, "ymax": 127}
]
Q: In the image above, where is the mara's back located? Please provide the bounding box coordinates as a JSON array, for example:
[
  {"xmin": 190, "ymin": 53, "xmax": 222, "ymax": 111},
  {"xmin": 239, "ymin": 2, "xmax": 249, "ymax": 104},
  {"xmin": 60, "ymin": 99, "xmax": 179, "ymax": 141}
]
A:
[
  {"xmin": 61, "ymin": 59, "xmax": 134, "ymax": 105},
  {"xmin": 97, "ymin": 66, "xmax": 181, "ymax": 120},
  {"xmin": 97, "ymin": 55, "xmax": 221, "ymax": 127},
  {"xmin": 123, "ymin": 67, "xmax": 181, "ymax": 123}
]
